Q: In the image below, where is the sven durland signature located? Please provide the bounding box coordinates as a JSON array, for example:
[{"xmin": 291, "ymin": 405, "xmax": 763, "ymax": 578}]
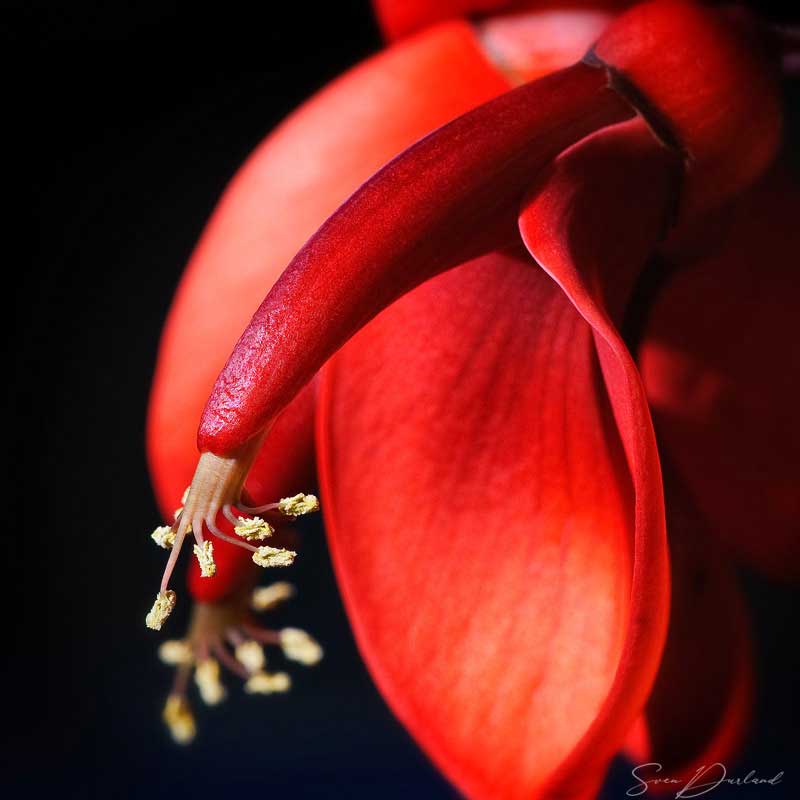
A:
[{"xmin": 626, "ymin": 762, "xmax": 784, "ymax": 797}]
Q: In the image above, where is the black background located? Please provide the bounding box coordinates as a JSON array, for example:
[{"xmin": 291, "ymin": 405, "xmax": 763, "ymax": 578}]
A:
[{"xmin": 6, "ymin": 1, "xmax": 799, "ymax": 798}]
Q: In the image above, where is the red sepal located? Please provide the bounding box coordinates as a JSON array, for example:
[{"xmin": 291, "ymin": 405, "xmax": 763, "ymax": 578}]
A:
[{"xmin": 590, "ymin": 0, "xmax": 782, "ymax": 218}]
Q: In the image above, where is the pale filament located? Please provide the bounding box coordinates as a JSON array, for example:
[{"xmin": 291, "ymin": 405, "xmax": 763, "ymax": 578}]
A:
[{"xmin": 237, "ymin": 499, "xmax": 284, "ymax": 515}]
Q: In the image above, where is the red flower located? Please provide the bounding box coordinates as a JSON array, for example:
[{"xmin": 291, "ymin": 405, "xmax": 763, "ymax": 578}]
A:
[{"xmin": 145, "ymin": 1, "xmax": 797, "ymax": 796}]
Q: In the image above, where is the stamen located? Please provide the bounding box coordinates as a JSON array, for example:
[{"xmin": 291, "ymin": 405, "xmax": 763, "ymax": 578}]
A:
[
  {"xmin": 154, "ymin": 441, "xmax": 262, "ymax": 602},
  {"xmin": 279, "ymin": 627, "xmax": 324, "ymax": 665},
  {"xmin": 253, "ymin": 546, "xmax": 297, "ymax": 568},
  {"xmin": 211, "ymin": 641, "xmax": 249, "ymax": 679},
  {"xmin": 158, "ymin": 514, "xmax": 193, "ymax": 594},
  {"xmin": 146, "ymin": 590, "xmax": 177, "ymax": 630},
  {"xmin": 234, "ymin": 516, "xmax": 274, "ymax": 541},
  {"xmin": 222, "ymin": 504, "xmax": 240, "ymax": 527},
  {"xmin": 278, "ymin": 494, "xmax": 319, "ymax": 516},
  {"xmin": 244, "ymin": 671, "xmax": 291, "ymax": 695},
  {"xmin": 251, "ymin": 582, "xmax": 296, "ymax": 611},
  {"xmin": 151, "ymin": 525, "xmax": 175, "ymax": 549},
  {"xmin": 235, "ymin": 640, "xmax": 266, "ymax": 673},
  {"xmin": 205, "ymin": 514, "xmax": 258, "ymax": 552},
  {"xmin": 173, "ymin": 487, "xmax": 192, "ymax": 521},
  {"xmin": 194, "ymin": 658, "xmax": 227, "ymax": 705},
  {"xmin": 239, "ymin": 492, "xmax": 319, "ymax": 517},
  {"xmin": 158, "ymin": 640, "xmax": 193, "ymax": 666},
  {"xmin": 163, "ymin": 694, "xmax": 196, "ymax": 744},
  {"xmin": 193, "ymin": 540, "xmax": 217, "ymax": 578},
  {"xmin": 241, "ymin": 624, "xmax": 280, "ymax": 645}
]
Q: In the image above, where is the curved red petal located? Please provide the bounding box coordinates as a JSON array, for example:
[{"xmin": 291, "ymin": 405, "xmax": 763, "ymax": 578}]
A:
[
  {"xmin": 199, "ymin": 63, "xmax": 632, "ymax": 454},
  {"xmin": 624, "ymin": 478, "xmax": 754, "ymax": 787},
  {"xmin": 147, "ymin": 22, "xmax": 514, "ymax": 598},
  {"xmin": 639, "ymin": 169, "xmax": 800, "ymax": 578},
  {"xmin": 146, "ymin": 20, "xmax": 511, "ymax": 518},
  {"xmin": 318, "ymin": 248, "xmax": 644, "ymax": 798},
  {"xmin": 517, "ymin": 120, "xmax": 676, "ymax": 794}
]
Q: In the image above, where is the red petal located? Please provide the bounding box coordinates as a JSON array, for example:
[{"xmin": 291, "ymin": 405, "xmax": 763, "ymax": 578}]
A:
[
  {"xmin": 372, "ymin": 0, "xmax": 629, "ymax": 41},
  {"xmin": 476, "ymin": 9, "xmax": 614, "ymax": 84},
  {"xmin": 146, "ymin": 20, "xmax": 511, "ymax": 517},
  {"xmin": 372, "ymin": 0, "xmax": 516, "ymax": 40},
  {"xmin": 517, "ymin": 120, "xmax": 678, "ymax": 793},
  {"xmin": 639, "ymin": 169, "xmax": 800, "ymax": 578},
  {"xmin": 624, "ymin": 478, "xmax": 753, "ymax": 785},
  {"xmin": 318, "ymin": 248, "xmax": 650, "ymax": 798},
  {"xmin": 199, "ymin": 63, "xmax": 632, "ymax": 454}
]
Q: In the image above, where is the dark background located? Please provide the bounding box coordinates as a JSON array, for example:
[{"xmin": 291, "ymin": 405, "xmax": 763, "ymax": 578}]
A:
[{"xmin": 6, "ymin": 1, "xmax": 798, "ymax": 798}]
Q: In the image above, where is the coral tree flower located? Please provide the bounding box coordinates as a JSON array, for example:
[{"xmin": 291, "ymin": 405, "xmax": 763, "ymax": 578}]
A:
[{"xmin": 145, "ymin": 0, "xmax": 797, "ymax": 796}]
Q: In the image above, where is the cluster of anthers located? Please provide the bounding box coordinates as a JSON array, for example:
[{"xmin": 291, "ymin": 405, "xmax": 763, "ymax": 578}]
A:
[
  {"xmin": 145, "ymin": 448, "xmax": 319, "ymax": 631},
  {"xmin": 158, "ymin": 581, "xmax": 323, "ymax": 744},
  {"xmin": 144, "ymin": 448, "xmax": 322, "ymax": 742}
]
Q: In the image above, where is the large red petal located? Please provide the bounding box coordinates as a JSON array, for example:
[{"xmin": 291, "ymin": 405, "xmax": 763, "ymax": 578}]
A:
[
  {"xmin": 318, "ymin": 248, "xmax": 645, "ymax": 798},
  {"xmin": 624, "ymin": 477, "xmax": 753, "ymax": 787},
  {"xmin": 517, "ymin": 120, "xmax": 677, "ymax": 794},
  {"xmin": 639, "ymin": 169, "xmax": 800, "ymax": 578}
]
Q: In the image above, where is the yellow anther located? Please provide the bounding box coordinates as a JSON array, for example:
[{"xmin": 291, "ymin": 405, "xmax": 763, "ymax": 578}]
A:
[
  {"xmin": 163, "ymin": 694, "xmax": 196, "ymax": 745},
  {"xmin": 279, "ymin": 627, "xmax": 324, "ymax": 665},
  {"xmin": 195, "ymin": 658, "xmax": 226, "ymax": 705},
  {"xmin": 278, "ymin": 493, "xmax": 319, "ymax": 516},
  {"xmin": 252, "ymin": 546, "xmax": 297, "ymax": 568},
  {"xmin": 151, "ymin": 525, "xmax": 175, "ymax": 550},
  {"xmin": 146, "ymin": 590, "xmax": 176, "ymax": 630},
  {"xmin": 158, "ymin": 640, "xmax": 193, "ymax": 666},
  {"xmin": 251, "ymin": 582, "xmax": 296, "ymax": 611},
  {"xmin": 234, "ymin": 516, "xmax": 274, "ymax": 541},
  {"xmin": 244, "ymin": 671, "xmax": 292, "ymax": 695},
  {"xmin": 193, "ymin": 540, "xmax": 216, "ymax": 578},
  {"xmin": 235, "ymin": 640, "xmax": 266, "ymax": 674}
]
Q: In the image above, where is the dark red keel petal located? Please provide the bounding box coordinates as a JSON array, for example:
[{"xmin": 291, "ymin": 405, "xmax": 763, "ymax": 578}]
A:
[
  {"xmin": 517, "ymin": 120, "xmax": 676, "ymax": 794},
  {"xmin": 639, "ymin": 169, "xmax": 800, "ymax": 579},
  {"xmin": 625, "ymin": 477, "xmax": 753, "ymax": 787},
  {"xmin": 318, "ymin": 248, "xmax": 646, "ymax": 799},
  {"xmin": 148, "ymin": 21, "xmax": 515, "ymax": 599},
  {"xmin": 147, "ymin": 20, "xmax": 511, "ymax": 517},
  {"xmin": 199, "ymin": 63, "xmax": 633, "ymax": 455}
]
